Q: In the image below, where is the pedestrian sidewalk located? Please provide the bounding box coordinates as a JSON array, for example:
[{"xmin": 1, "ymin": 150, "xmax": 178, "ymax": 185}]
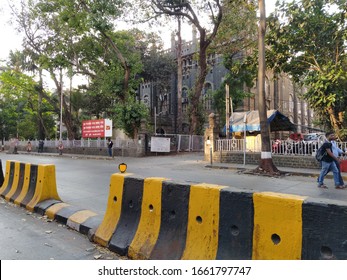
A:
[{"xmin": 205, "ymin": 161, "xmax": 347, "ymax": 181}]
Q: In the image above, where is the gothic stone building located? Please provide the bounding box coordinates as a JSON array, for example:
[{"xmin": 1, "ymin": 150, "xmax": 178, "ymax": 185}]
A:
[{"xmin": 139, "ymin": 29, "xmax": 317, "ymax": 137}]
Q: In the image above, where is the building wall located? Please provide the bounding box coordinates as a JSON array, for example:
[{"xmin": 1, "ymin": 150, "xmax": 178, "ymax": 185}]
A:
[{"xmin": 139, "ymin": 29, "xmax": 318, "ymax": 136}]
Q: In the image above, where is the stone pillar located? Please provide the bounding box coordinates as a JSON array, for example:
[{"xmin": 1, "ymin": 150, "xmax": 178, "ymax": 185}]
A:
[
  {"xmin": 137, "ymin": 119, "xmax": 148, "ymax": 157},
  {"xmin": 204, "ymin": 113, "xmax": 219, "ymax": 162},
  {"xmin": 136, "ymin": 133, "xmax": 146, "ymax": 157}
]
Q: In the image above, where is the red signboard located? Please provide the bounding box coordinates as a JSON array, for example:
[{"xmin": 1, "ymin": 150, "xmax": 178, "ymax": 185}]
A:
[{"xmin": 82, "ymin": 119, "xmax": 105, "ymax": 138}]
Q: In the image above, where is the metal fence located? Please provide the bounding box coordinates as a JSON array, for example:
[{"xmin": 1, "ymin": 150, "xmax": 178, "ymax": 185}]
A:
[
  {"xmin": 5, "ymin": 134, "xmax": 205, "ymax": 153},
  {"xmin": 7, "ymin": 138, "xmax": 137, "ymax": 149},
  {"xmin": 216, "ymin": 138, "xmax": 347, "ymax": 156},
  {"xmin": 150, "ymin": 134, "xmax": 204, "ymax": 152}
]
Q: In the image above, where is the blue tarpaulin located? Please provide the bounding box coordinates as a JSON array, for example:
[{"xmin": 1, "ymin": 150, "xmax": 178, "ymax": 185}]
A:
[{"xmin": 225, "ymin": 110, "xmax": 295, "ymax": 133}]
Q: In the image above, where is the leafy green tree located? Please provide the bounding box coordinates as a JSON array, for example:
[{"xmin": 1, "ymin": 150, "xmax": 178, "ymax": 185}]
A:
[
  {"xmin": 12, "ymin": 0, "xmax": 149, "ymax": 139},
  {"xmin": 0, "ymin": 68, "xmax": 56, "ymax": 140},
  {"xmin": 211, "ymin": 0, "xmax": 258, "ymax": 128},
  {"xmin": 266, "ymin": 0, "xmax": 347, "ymax": 139},
  {"xmin": 113, "ymin": 98, "xmax": 149, "ymax": 139},
  {"xmin": 146, "ymin": 0, "xmax": 224, "ymax": 135}
]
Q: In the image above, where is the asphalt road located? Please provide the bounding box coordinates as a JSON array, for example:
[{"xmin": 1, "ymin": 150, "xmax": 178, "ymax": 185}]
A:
[
  {"xmin": 0, "ymin": 196, "xmax": 119, "ymax": 260},
  {"xmin": 1, "ymin": 152, "xmax": 347, "ymax": 216},
  {"xmin": 1, "ymin": 151, "xmax": 347, "ymax": 262}
]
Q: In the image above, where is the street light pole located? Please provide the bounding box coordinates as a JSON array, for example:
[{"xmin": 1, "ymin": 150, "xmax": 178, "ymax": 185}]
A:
[
  {"xmin": 154, "ymin": 107, "xmax": 157, "ymax": 135},
  {"xmin": 59, "ymin": 68, "xmax": 63, "ymax": 140}
]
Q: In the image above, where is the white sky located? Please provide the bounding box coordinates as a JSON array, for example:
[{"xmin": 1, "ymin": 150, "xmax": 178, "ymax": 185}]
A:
[{"xmin": 0, "ymin": 0, "xmax": 279, "ymax": 62}]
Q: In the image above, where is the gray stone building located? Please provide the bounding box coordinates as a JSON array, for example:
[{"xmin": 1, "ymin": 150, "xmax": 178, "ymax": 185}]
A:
[{"xmin": 139, "ymin": 28, "xmax": 319, "ymax": 137}]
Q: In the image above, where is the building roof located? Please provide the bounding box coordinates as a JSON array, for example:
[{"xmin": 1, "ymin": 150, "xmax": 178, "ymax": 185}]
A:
[{"xmin": 226, "ymin": 109, "xmax": 296, "ymax": 133}]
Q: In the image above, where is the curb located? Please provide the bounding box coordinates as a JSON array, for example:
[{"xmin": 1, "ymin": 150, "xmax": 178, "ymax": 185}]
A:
[{"xmin": 205, "ymin": 164, "xmax": 347, "ymax": 181}]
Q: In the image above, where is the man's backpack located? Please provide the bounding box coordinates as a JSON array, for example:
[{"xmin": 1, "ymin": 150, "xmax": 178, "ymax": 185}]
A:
[{"xmin": 315, "ymin": 145, "xmax": 327, "ymax": 162}]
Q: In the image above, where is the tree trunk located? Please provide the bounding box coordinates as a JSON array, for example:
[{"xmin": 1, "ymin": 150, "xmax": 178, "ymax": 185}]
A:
[
  {"xmin": 256, "ymin": 0, "xmax": 279, "ymax": 175},
  {"xmin": 37, "ymin": 70, "xmax": 45, "ymax": 140},
  {"xmin": 190, "ymin": 32, "xmax": 208, "ymax": 134}
]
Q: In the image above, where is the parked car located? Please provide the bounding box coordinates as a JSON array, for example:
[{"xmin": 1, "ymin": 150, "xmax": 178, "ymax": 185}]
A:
[{"xmin": 301, "ymin": 133, "xmax": 325, "ymax": 154}]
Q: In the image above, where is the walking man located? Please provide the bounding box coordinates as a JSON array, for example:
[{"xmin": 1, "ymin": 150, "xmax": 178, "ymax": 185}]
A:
[
  {"xmin": 331, "ymin": 135, "xmax": 346, "ymax": 187},
  {"xmin": 317, "ymin": 132, "xmax": 346, "ymax": 189}
]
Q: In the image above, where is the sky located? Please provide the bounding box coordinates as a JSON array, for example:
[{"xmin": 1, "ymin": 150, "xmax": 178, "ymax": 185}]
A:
[{"xmin": 0, "ymin": 0, "xmax": 279, "ymax": 62}]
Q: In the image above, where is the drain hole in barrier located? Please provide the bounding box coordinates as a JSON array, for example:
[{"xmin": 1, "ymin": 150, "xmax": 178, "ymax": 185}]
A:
[
  {"xmin": 230, "ymin": 225, "xmax": 239, "ymax": 236},
  {"xmin": 196, "ymin": 216, "xmax": 203, "ymax": 224},
  {"xmin": 149, "ymin": 204, "xmax": 154, "ymax": 211},
  {"xmin": 271, "ymin": 233, "xmax": 281, "ymax": 245},
  {"xmin": 170, "ymin": 210, "xmax": 176, "ymax": 219},
  {"xmin": 113, "ymin": 196, "xmax": 117, "ymax": 203},
  {"xmin": 129, "ymin": 200, "xmax": 133, "ymax": 208},
  {"xmin": 321, "ymin": 246, "xmax": 334, "ymax": 259}
]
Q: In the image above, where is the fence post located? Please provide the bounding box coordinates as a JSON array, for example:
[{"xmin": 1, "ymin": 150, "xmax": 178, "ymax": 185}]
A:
[{"xmin": 177, "ymin": 135, "xmax": 181, "ymax": 152}]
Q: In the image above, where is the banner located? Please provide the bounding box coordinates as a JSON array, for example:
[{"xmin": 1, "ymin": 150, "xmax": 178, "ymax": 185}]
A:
[{"xmin": 82, "ymin": 119, "xmax": 112, "ymax": 138}]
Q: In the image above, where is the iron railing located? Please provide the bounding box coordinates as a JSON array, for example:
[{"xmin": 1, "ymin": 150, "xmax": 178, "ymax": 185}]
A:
[{"xmin": 216, "ymin": 138, "xmax": 347, "ymax": 156}]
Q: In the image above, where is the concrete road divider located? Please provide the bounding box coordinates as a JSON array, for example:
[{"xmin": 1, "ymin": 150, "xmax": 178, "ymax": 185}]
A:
[
  {"xmin": 128, "ymin": 177, "xmax": 165, "ymax": 260},
  {"xmin": 181, "ymin": 183, "xmax": 225, "ymax": 260},
  {"xmin": 0, "ymin": 160, "xmax": 61, "ymax": 211},
  {"xmin": 94, "ymin": 173, "xmax": 128, "ymax": 247},
  {"xmin": 302, "ymin": 198, "xmax": 347, "ymax": 259},
  {"xmin": 146, "ymin": 180, "xmax": 190, "ymax": 260},
  {"xmin": 0, "ymin": 159, "xmax": 4, "ymax": 186},
  {"xmin": 94, "ymin": 174, "xmax": 347, "ymax": 260},
  {"xmin": 0, "ymin": 160, "xmax": 102, "ymax": 239},
  {"xmin": 252, "ymin": 192, "xmax": 306, "ymax": 260},
  {"xmin": 216, "ymin": 188, "xmax": 254, "ymax": 259}
]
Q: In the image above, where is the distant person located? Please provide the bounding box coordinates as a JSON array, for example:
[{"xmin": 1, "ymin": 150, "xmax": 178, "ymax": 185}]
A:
[
  {"xmin": 317, "ymin": 132, "xmax": 346, "ymax": 189},
  {"xmin": 26, "ymin": 141, "xmax": 32, "ymax": 152},
  {"xmin": 38, "ymin": 139, "xmax": 44, "ymax": 153},
  {"xmin": 57, "ymin": 141, "xmax": 64, "ymax": 155},
  {"xmin": 107, "ymin": 138, "xmax": 113, "ymax": 157},
  {"xmin": 13, "ymin": 138, "xmax": 19, "ymax": 154},
  {"xmin": 331, "ymin": 135, "xmax": 346, "ymax": 187}
]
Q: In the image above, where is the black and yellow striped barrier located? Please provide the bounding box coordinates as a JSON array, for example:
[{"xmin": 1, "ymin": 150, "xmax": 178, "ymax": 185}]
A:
[
  {"xmin": 94, "ymin": 174, "xmax": 347, "ymax": 260},
  {"xmin": 2, "ymin": 159, "xmax": 347, "ymax": 259},
  {"xmin": 0, "ymin": 160, "xmax": 61, "ymax": 210},
  {"xmin": 0, "ymin": 160, "xmax": 102, "ymax": 239},
  {"xmin": 0, "ymin": 159, "xmax": 4, "ymax": 186}
]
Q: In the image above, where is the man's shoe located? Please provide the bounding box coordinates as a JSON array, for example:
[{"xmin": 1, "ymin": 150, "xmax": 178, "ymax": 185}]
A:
[
  {"xmin": 335, "ymin": 185, "xmax": 347, "ymax": 189},
  {"xmin": 317, "ymin": 184, "xmax": 328, "ymax": 189}
]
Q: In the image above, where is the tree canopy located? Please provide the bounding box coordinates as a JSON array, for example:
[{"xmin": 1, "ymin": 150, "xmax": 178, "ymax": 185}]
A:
[
  {"xmin": 1, "ymin": 0, "xmax": 171, "ymax": 139},
  {"xmin": 267, "ymin": 0, "xmax": 347, "ymax": 139}
]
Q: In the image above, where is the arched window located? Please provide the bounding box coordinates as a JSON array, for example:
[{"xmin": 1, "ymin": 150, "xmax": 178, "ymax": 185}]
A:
[
  {"xmin": 202, "ymin": 83, "xmax": 213, "ymax": 110},
  {"xmin": 289, "ymin": 94, "xmax": 294, "ymax": 113},
  {"xmin": 182, "ymin": 87, "xmax": 189, "ymax": 113}
]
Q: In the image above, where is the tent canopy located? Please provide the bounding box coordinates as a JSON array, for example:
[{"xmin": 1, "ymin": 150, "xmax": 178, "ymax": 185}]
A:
[{"xmin": 226, "ymin": 109, "xmax": 295, "ymax": 133}]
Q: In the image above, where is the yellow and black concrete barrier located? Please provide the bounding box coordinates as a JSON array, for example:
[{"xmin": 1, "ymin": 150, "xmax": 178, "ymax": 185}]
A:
[
  {"xmin": 0, "ymin": 160, "xmax": 101, "ymax": 239},
  {"xmin": 94, "ymin": 174, "xmax": 347, "ymax": 260},
  {"xmin": 0, "ymin": 159, "xmax": 4, "ymax": 186},
  {"xmin": 0, "ymin": 160, "xmax": 61, "ymax": 210},
  {"xmin": 2, "ymin": 159, "xmax": 347, "ymax": 259}
]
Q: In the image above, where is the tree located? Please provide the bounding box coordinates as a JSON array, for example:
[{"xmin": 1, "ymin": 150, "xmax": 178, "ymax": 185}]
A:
[
  {"xmin": 256, "ymin": 0, "xmax": 279, "ymax": 174},
  {"xmin": 0, "ymin": 68, "xmax": 56, "ymax": 139},
  {"xmin": 266, "ymin": 0, "xmax": 347, "ymax": 139},
  {"xmin": 149, "ymin": 0, "xmax": 223, "ymax": 134},
  {"xmin": 211, "ymin": 0, "xmax": 258, "ymax": 130},
  {"xmin": 11, "ymin": 0, "xmax": 148, "ymax": 139}
]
